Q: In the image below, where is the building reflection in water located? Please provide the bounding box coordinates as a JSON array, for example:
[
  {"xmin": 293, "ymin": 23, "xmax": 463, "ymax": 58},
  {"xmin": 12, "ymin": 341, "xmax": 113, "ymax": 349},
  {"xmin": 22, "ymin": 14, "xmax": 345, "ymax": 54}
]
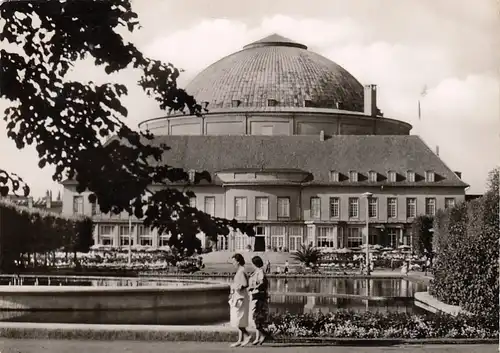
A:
[{"xmin": 269, "ymin": 294, "xmax": 423, "ymax": 315}]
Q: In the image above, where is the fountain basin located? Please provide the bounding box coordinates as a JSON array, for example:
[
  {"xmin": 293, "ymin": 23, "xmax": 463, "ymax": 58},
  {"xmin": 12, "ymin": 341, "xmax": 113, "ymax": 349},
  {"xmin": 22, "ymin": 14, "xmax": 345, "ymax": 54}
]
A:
[{"xmin": 0, "ymin": 278, "xmax": 230, "ymax": 325}]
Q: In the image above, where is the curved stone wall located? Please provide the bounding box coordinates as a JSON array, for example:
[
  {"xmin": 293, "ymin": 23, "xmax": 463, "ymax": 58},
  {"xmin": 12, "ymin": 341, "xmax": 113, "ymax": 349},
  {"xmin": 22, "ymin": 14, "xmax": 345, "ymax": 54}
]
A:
[
  {"xmin": 0, "ymin": 280, "xmax": 230, "ymax": 325},
  {"xmin": 139, "ymin": 110, "xmax": 411, "ymax": 136}
]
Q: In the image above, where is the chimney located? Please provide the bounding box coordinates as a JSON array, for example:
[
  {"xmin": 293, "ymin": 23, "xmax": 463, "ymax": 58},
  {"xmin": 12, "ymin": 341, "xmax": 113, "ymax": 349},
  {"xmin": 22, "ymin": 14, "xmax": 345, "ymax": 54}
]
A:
[
  {"xmin": 364, "ymin": 84, "xmax": 378, "ymax": 117},
  {"xmin": 319, "ymin": 130, "xmax": 325, "ymax": 141},
  {"xmin": 454, "ymin": 171, "xmax": 462, "ymax": 179},
  {"xmin": 46, "ymin": 190, "xmax": 52, "ymax": 209},
  {"xmin": 436, "ymin": 145, "xmax": 440, "ymax": 156}
]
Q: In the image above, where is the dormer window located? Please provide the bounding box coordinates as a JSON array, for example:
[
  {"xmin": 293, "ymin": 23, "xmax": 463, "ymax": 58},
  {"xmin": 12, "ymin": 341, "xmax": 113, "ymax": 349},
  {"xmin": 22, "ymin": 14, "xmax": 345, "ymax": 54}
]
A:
[
  {"xmin": 231, "ymin": 99, "xmax": 241, "ymax": 108},
  {"xmin": 368, "ymin": 171, "xmax": 377, "ymax": 182},
  {"xmin": 267, "ymin": 99, "xmax": 278, "ymax": 107},
  {"xmin": 188, "ymin": 169, "xmax": 196, "ymax": 183},
  {"xmin": 329, "ymin": 171, "xmax": 339, "ymax": 182},
  {"xmin": 349, "ymin": 171, "xmax": 358, "ymax": 182},
  {"xmin": 425, "ymin": 171, "xmax": 435, "ymax": 182},
  {"xmin": 406, "ymin": 170, "xmax": 415, "ymax": 182},
  {"xmin": 304, "ymin": 99, "xmax": 314, "ymax": 107},
  {"xmin": 387, "ymin": 170, "xmax": 396, "ymax": 182},
  {"xmin": 335, "ymin": 101, "xmax": 344, "ymax": 109}
]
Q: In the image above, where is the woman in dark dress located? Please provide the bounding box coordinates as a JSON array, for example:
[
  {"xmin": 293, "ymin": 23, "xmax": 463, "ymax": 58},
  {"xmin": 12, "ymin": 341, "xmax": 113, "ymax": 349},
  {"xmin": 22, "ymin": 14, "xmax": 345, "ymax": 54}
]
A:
[{"xmin": 248, "ymin": 255, "xmax": 270, "ymax": 345}]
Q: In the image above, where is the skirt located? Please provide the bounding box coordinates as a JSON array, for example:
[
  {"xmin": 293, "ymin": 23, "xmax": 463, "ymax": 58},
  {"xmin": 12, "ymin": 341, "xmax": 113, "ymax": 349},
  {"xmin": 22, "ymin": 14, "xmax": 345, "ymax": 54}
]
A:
[
  {"xmin": 229, "ymin": 297, "xmax": 249, "ymax": 328},
  {"xmin": 250, "ymin": 297, "xmax": 269, "ymax": 330}
]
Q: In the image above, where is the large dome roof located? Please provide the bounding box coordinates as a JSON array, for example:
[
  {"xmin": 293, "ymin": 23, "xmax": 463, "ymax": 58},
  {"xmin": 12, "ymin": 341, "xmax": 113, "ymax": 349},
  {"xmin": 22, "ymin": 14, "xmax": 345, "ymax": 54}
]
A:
[{"xmin": 185, "ymin": 34, "xmax": 365, "ymax": 112}]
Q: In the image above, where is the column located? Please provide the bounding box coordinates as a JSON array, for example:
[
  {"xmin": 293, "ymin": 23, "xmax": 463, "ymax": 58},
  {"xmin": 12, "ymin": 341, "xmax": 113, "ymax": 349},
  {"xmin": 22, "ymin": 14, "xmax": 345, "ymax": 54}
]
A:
[
  {"xmin": 333, "ymin": 226, "xmax": 338, "ymax": 249},
  {"xmin": 265, "ymin": 226, "xmax": 271, "ymax": 251},
  {"xmin": 113, "ymin": 224, "xmax": 119, "ymax": 247},
  {"xmin": 152, "ymin": 228, "xmax": 159, "ymax": 248},
  {"xmin": 93, "ymin": 225, "xmax": 99, "ymax": 246},
  {"xmin": 306, "ymin": 224, "xmax": 316, "ymax": 246},
  {"xmin": 285, "ymin": 226, "xmax": 290, "ymax": 251},
  {"xmin": 133, "ymin": 223, "xmax": 138, "ymax": 246},
  {"xmin": 399, "ymin": 228, "xmax": 403, "ymax": 247}
]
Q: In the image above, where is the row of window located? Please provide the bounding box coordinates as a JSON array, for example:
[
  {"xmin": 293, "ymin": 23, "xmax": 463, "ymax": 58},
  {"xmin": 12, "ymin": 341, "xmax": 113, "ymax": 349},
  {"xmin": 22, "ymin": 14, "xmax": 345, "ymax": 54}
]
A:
[
  {"xmin": 312, "ymin": 196, "xmax": 455, "ymax": 219},
  {"xmin": 99, "ymin": 225, "xmax": 169, "ymax": 247},
  {"xmin": 78, "ymin": 193, "xmax": 456, "ymax": 220},
  {"xmin": 208, "ymin": 195, "xmax": 454, "ymax": 220},
  {"xmin": 329, "ymin": 170, "xmax": 436, "ymax": 183}
]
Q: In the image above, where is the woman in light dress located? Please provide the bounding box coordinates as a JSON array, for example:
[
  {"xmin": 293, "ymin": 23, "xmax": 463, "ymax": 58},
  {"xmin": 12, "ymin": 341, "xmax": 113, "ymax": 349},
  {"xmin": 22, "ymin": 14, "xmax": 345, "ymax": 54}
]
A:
[
  {"xmin": 228, "ymin": 253, "xmax": 251, "ymax": 347},
  {"xmin": 248, "ymin": 255, "xmax": 270, "ymax": 345}
]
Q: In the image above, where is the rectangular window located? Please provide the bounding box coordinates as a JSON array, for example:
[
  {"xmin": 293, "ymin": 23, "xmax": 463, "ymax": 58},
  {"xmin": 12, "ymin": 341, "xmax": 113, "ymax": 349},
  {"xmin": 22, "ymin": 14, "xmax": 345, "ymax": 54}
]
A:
[
  {"xmin": 120, "ymin": 236, "xmax": 133, "ymax": 246},
  {"xmin": 347, "ymin": 227, "xmax": 363, "ymax": 248},
  {"xmin": 329, "ymin": 171, "xmax": 339, "ymax": 182},
  {"xmin": 388, "ymin": 171, "xmax": 396, "ymax": 182},
  {"xmin": 329, "ymin": 197, "xmax": 340, "ymax": 218},
  {"xmin": 317, "ymin": 227, "xmax": 335, "ymax": 248},
  {"xmin": 425, "ymin": 171, "xmax": 435, "ymax": 182},
  {"xmin": 73, "ymin": 196, "xmax": 83, "ymax": 215},
  {"xmin": 368, "ymin": 197, "xmax": 378, "ymax": 218},
  {"xmin": 234, "ymin": 197, "xmax": 247, "ymax": 219},
  {"xmin": 101, "ymin": 238, "xmax": 112, "ymax": 246},
  {"xmin": 90, "ymin": 200, "xmax": 97, "ymax": 216},
  {"xmin": 255, "ymin": 197, "xmax": 269, "ymax": 220},
  {"xmin": 137, "ymin": 225, "xmax": 153, "ymax": 246},
  {"xmin": 159, "ymin": 234, "xmax": 169, "ymax": 247},
  {"xmin": 119, "ymin": 225, "xmax": 133, "ymax": 236},
  {"xmin": 349, "ymin": 171, "xmax": 358, "ymax": 182},
  {"xmin": 406, "ymin": 171, "xmax": 415, "ymax": 182},
  {"xmin": 406, "ymin": 198, "xmax": 417, "ymax": 218},
  {"xmin": 277, "ymin": 197, "xmax": 290, "ymax": 218},
  {"xmin": 425, "ymin": 198, "xmax": 436, "ymax": 216},
  {"xmin": 348, "ymin": 198, "xmax": 359, "ymax": 218},
  {"xmin": 310, "ymin": 197, "xmax": 321, "ymax": 219},
  {"xmin": 369, "ymin": 171, "xmax": 377, "ymax": 182},
  {"xmin": 445, "ymin": 197, "xmax": 456, "ymax": 209},
  {"xmin": 189, "ymin": 197, "xmax": 196, "ymax": 208},
  {"xmin": 387, "ymin": 198, "xmax": 397, "ymax": 218},
  {"xmin": 99, "ymin": 225, "xmax": 113, "ymax": 236},
  {"xmin": 139, "ymin": 237, "xmax": 153, "ymax": 246},
  {"xmin": 204, "ymin": 196, "xmax": 215, "ymax": 217}
]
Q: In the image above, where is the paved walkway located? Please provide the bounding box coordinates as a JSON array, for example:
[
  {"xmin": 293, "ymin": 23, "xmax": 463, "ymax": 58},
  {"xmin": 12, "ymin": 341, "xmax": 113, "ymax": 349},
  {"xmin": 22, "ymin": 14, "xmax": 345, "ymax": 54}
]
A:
[{"xmin": 0, "ymin": 340, "xmax": 497, "ymax": 353}]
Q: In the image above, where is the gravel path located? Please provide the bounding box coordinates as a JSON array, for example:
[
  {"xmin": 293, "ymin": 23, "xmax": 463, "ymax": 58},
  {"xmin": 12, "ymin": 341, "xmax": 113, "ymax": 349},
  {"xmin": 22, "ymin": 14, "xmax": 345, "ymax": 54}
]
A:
[{"xmin": 0, "ymin": 340, "xmax": 497, "ymax": 353}]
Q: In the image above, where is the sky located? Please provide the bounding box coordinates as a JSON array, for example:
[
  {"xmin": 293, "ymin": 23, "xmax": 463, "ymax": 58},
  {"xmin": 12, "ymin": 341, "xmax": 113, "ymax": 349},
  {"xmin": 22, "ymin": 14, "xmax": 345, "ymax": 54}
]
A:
[{"xmin": 0, "ymin": 0, "xmax": 498, "ymax": 198}]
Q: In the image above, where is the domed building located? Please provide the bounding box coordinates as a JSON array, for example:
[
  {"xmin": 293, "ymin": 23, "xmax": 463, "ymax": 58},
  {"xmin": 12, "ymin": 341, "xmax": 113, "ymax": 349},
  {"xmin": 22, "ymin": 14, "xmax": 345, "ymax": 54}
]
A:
[{"xmin": 62, "ymin": 34, "xmax": 467, "ymax": 252}]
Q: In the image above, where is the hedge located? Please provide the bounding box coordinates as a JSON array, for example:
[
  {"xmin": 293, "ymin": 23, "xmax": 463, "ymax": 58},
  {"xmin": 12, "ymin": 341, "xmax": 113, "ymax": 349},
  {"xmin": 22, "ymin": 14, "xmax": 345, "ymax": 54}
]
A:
[
  {"xmin": 430, "ymin": 169, "xmax": 499, "ymax": 321},
  {"xmin": 267, "ymin": 311, "xmax": 498, "ymax": 339},
  {"xmin": 0, "ymin": 200, "xmax": 93, "ymax": 271}
]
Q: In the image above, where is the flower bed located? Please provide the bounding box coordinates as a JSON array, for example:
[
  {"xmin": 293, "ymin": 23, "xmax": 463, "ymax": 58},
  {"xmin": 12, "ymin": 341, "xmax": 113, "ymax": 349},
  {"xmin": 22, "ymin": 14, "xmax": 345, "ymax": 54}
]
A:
[{"xmin": 267, "ymin": 311, "xmax": 499, "ymax": 339}]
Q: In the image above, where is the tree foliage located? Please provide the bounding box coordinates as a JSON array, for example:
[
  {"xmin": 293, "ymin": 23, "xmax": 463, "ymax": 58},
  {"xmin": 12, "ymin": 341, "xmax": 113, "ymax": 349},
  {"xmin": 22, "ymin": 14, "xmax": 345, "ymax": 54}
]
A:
[
  {"xmin": 0, "ymin": 200, "xmax": 93, "ymax": 271},
  {"xmin": 0, "ymin": 0, "xmax": 255, "ymax": 253},
  {"xmin": 411, "ymin": 215, "xmax": 434, "ymax": 256},
  {"xmin": 430, "ymin": 168, "xmax": 499, "ymax": 320}
]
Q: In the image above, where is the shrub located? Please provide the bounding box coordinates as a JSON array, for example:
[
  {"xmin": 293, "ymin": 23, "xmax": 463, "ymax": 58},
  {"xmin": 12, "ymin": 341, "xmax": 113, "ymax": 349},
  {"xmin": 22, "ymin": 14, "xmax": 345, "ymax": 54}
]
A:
[
  {"xmin": 291, "ymin": 244, "xmax": 322, "ymax": 268},
  {"xmin": 411, "ymin": 215, "xmax": 433, "ymax": 257},
  {"xmin": 0, "ymin": 200, "xmax": 93, "ymax": 271},
  {"xmin": 267, "ymin": 311, "xmax": 498, "ymax": 339},
  {"xmin": 430, "ymin": 168, "xmax": 499, "ymax": 321}
]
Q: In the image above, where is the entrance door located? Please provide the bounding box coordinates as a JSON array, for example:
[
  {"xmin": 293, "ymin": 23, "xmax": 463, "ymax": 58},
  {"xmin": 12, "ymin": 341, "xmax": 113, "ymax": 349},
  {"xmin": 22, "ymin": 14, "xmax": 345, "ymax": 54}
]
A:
[
  {"xmin": 289, "ymin": 236, "xmax": 302, "ymax": 252},
  {"xmin": 254, "ymin": 226, "xmax": 266, "ymax": 252}
]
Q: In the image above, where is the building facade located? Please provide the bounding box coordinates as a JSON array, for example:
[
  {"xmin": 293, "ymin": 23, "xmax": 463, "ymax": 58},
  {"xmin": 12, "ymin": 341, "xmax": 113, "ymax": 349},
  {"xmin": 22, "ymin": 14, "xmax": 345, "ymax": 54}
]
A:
[{"xmin": 61, "ymin": 34, "xmax": 468, "ymax": 252}]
